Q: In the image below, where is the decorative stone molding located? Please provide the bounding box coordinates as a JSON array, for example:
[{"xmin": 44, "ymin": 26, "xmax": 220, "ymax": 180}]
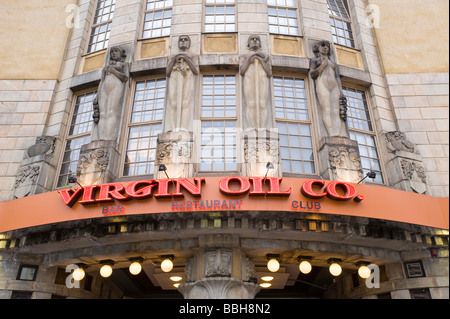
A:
[
  {"xmin": 242, "ymin": 129, "xmax": 280, "ymax": 177},
  {"xmin": 385, "ymin": 131, "xmax": 416, "ymax": 154},
  {"xmin": 76, "ymin": 149, "xmax": 109, "ymax": 176},
  {"xmin": 329, "ymin": 146, "xmax": 362, "ymax": 181},
  {"xmin": 318, "ymin": 137, "xmax": 363, "ymax": 183},
  {"xmin": 383, "ymin": 131, "xmax": 428, "ymax": 194},
  {"xmin": 180, "ymin": 248, "xmax": 259, "ymax": 299},
  {"xmin": 26, "ymin": 136, "xmax": 56, "ymax": 158},
  {"xmin": 155, "ymin": 131, "xmax": 194, "ymax": 179},
  {"xmin": 76, "ymin": 140, "xmax": 120, "ymax": 185}
]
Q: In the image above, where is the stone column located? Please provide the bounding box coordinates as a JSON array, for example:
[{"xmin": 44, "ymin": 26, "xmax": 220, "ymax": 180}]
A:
[
  {"xmin": 13, "ymin": 136, "xmax": 57, "ymax": 199},
  {"xmin": 178, "ymin": 237, "xmax": 259, "ymax": 299},
  {"xmin": 317, "ymin": 136, "xmax": 363, "ymax": 183},
  {"xmin": 242, "ymin": 129, "xmax": 281, "ymax": 177},
  {"xmin": 155, "ymin": 131, "xmax": 194, "ymax": 179}
]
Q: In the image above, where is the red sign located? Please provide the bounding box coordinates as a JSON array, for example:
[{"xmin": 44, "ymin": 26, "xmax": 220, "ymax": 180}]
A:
[
  {"xmin": 0, "ymin": 177, "xmax": 448, "ymax": 233},
  {"xmin": 57, "ymin": 177, "xmax": 363, "ymax": 207}
]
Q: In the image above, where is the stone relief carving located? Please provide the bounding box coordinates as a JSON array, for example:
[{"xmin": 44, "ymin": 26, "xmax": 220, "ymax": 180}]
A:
[
  {"xmin": 329, "ymin": 146, "xmax": 363, "ymax": 182},
  {"xmin": 310, "ymin": 40, "xmax": 348, "ymax": 138},
  {"xmin": 156, "ymin": 140, "xmax": 191, "ymax": 164},
  {"xmin": 244, "ymin": 140, "xmax": 279, "ymax": 163},
  {"xmin": 165, "ymin": 35, "xmax": 199, "ymax": 132},
  {"xmin": 14, "ymin": 165, "xmax": 40, "ymax": 189},
  {"xmin": 92, "ymin": 46, "xmax": 129, "ymax": 142},
  {"xmin": 205, "ymin": 249, "xmax": 232, "ymax": 278},
  {"xmin": 240, "ymin": 34, "xmax": 273, "ymax": 129},
  {"xmin": 401, "ymin": 159, "xmax": 427, "ymax": 183},
  {"xmin": 26, "ymin": 136, "xmax": 56, "ymax": 158},
  {"xmin": 385, "ymin": 131, "xmax": 416, "ymax": 153},
  {"xmin": 76, "ymin": 149, "xmax": 109, "ymax": 176},
  {"xmin": 13, "ymin": 164, "xmax": 40, "ymax": 198}
]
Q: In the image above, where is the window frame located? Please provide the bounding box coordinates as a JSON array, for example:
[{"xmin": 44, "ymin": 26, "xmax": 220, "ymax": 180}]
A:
[
  {"xmin": 86, "ymin": 0, "xmax": 116, "ymax": 54},
  {"xmin": 326, "ymin": 0, "xmax": 356, "ymax": 49},
  {"xmin": 120, "ymin": 76, "xmax": 166, "ymax": 178},
  {"xmin": 343, "ymin": 84, "xmax": 386, "ymax": 185},
  {"xmin": 16, "ymin": 265, "xmax": 39, "ymax": 281},
  {"xmin": 196, "ymin": 72, "xmax": 240, "ymax": 174},
  {"xmin": 54, "ymin": 88, "xmax": 97, "ymax": 189},
  {"xmin": 203, "ymin": 0, "xmax": 237, "ymax": 33},
  {"xmin": 273, "ymin": 74, "xmax": 317, "ymax": 177},
  {"xmin": 141, "ymin": 0, "xmax": 173, "ymax": 39},
  {"xmin": 267, "ymin": 0, "xmax": 301, "ymax": 36}
]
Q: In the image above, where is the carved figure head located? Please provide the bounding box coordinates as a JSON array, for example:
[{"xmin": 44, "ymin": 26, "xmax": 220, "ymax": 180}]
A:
[
  {"xmin": 313, "ymin": 40, "xmax": 331, "ymax": 57},
  {"xmin": 247, "ymin": 34, "xmax": 262, "ymax": 51},
  {"xmin": 109, "ymin": 46, "xmax": 126, "ymax": 62},
  {"xmin": 178, "ymin": 35, "xmax": 191, "ymax": 51}
]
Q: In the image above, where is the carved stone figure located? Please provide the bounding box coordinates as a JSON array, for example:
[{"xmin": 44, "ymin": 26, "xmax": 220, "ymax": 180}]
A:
[
  {"xmin": 240, "ymin": 34, "xmax": 273, "ymax": 129},
  {"xmin": 92, "ymin": 46, "xmax": 129, "ymax": 142},
  {"xmin": 13, "ymin": 164, "xmax": 40, "ymax": 198},
  {"xmin": 26, "ymin": 136, "xmax": 56, "ymax": 158},
  {"xmin": 385, "ymin": 131, "xmax": 416, "ymax": 153},
  {"xmin": 165, "ymin": 35, "xmax": 199, "ymax": 132},
  {"xmin": 310, "ymin": 40, "xmax": 348, "ymax": 137}
]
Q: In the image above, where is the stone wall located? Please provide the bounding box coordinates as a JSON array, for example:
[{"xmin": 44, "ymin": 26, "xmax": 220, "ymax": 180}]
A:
[
  {"xmin": 0, "ymin": 80, "xmax": 57, "ymax": 201},
  {"xmin": 387, "ymin": 73, "xmax": 449, "ymax": 197}
]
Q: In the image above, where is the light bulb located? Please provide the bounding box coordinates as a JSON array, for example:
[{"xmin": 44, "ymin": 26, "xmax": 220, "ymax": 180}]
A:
[
  {"xmin": 73, "ymin": 267, "xmax": 85, "ymax": 281},
  {"xmin": 299, "ymin": 260, "xmax": 312, "ymax": 274},
  {"xmin": 260, "ymin": 282, "xmax": 272, "ymax": 288},
  {"xmin": 100, "ymin": 264, "xmax": 113, "ymax": 278},
  {"xmin": 267, "ymin": 258, "xmax": 280, "ymax": 272},
  {"xmin": 358, "ymin": 265, "xmax": 371, "ymax": 279},
  {"xmin": 261, "ymin": 276, "xmax": 274, "ymax": 282},
  {"xmin": 129, "ymin": 261, "xmax": 142, "ymax": 275},
  {"xmin": 170, "ymin": 276, "xmax": 183, "ymax": 282},
  {"xmin": 161, "ymin": 259, "xmax": 174, "ymax": 273},
  {"xmin": 173, "ymin": 283, "xmax": 181, "ymax": 288},
  {"xmin": 329, "ymin": 263, "xmax": 342, "ymax": 276}
]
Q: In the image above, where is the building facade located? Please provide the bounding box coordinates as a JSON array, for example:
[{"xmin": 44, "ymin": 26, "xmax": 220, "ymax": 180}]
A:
[{"xmin": 0, "ymin": 0, "xmax": 448, "ymax": 299}]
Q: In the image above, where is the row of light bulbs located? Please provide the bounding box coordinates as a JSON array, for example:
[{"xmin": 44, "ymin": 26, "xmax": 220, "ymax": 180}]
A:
[
  {"xmin": 72, "ymin": 255, "xmax": 176, "ymax": 281},
  {"xmin": 261, "ymin": 254, "xmax": 372, "ymax": 288}
]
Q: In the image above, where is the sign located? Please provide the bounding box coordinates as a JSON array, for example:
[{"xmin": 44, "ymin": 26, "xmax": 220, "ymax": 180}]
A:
[{"xmin": 0, "ymin": 177, "xmax": 448, "ymax": 233}]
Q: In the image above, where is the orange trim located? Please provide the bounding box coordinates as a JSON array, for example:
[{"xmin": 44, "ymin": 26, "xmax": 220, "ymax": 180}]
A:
[{"xmin": 0, "ymin": 177, "xmax": 448, "ymax": 233}]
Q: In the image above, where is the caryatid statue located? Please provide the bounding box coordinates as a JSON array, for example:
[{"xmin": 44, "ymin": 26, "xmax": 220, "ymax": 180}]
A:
[
  {"xmin": 240, "ymin": 34, "xmax": 273, "ymax": 129},
  {"xmin": 310, "ymin": 40, "xmax": 348, "ymax": 138},
  {"xmin": 92, "ymin": 46, "xmax": 129, "ymax": 142},
  {"xmin": 165, "ymin": 35, "xmax": 199, "ymax": 132}
]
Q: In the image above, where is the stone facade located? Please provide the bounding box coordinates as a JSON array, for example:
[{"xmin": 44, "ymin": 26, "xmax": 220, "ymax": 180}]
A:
[{"xmin": 0, "ymin": 0, "xmax": 448, "ymax": 299}]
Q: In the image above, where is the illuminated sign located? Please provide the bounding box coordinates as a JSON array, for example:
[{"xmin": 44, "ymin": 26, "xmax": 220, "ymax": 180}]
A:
[
  {"xmin": 57, "ymin": 177, "xmax": 364, "ymax": 208},
  {"xmin": 0, "ymin": 177, "xmax": 448, "ymax": 233}
]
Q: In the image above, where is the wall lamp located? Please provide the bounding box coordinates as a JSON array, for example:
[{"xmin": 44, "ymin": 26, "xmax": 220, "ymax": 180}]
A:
[
  {"xmin": 298, "ymin": 256, "xmax": 313, "ymax": 275},
  {"xmin": 357, "ymin": 171, "xmax": 377, "ymax": 184},
  {"xmin": 129, "ymin": 257, "xmax": 144, "ymax": 275},
  {"xmin": 68, "ymin": 175, "xmax": 83, "ymax": 187},
  {"xmin": 327, "ymin": 258, "xmax": 343, "ymax": 277},
  {"xmin": 160, "ymin": 254, "xmax": 175, "ymax": 273},
  {"xmin": 266, "ymin": 254, "xmax": 280, "ymax": 272},
  {"xmin": 158, "ymin": 164, "xmax": 170, "ymax": 179},
  {"xmin": 99, "ymin": 260, "xmax": 115, "ymax": 278},
  {"xmin": 73, "ymin": 263, "xmax": 87, "ymax": 281},
  {"xmin": 356, "ymin": 261, "xmax": 371, "ymax": 279},
  {"xmin": 264, "ymin": 162, "xmax": 274, "ymax": 179}
]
